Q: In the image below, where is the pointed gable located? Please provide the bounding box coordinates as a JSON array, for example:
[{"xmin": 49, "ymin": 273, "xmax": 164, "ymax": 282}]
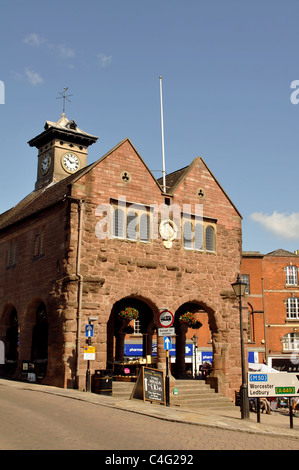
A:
[
  {"xmin": 159, "ymin": 156, "xmax": 241, "ymax": 228},
  {"xmin": 71, "ymin": 138, "xmax": 163, "ymax": 204}
]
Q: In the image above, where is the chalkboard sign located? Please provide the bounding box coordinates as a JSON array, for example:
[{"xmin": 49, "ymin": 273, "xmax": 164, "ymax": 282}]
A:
[{"xmin": 131, "ymin": 367, "xmax": 165, "ymax": 405}]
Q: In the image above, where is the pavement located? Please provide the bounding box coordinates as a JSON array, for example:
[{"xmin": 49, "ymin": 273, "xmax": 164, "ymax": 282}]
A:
[{"xmin": 0, "ymin": 378, "xmax": 298, "ymax": 440}]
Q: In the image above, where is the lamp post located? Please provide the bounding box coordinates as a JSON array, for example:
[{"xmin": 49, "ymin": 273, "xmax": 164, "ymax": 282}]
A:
[
  {"xmin": 191, "ymin": 334, "xmax": 198, "ymax": 378},
  {"xmin": 232, "ymin": 274, "xmax": 250, "ymax": 420}
]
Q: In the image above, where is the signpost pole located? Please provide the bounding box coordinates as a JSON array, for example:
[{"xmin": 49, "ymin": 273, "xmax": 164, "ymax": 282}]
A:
[
  {"xmin": 256, "ymin": 397, "xmax": 260, "ymax": 423},
  {"xmin": 289, "ymin": 398, "xmax": 294, "ymax": 429},
  {"xmin": 166, "ymin": 350, "xmax": 170, "ymax": 406},
  {"xmin": 86, "ymin": 336, "xmax": 91, "ymax": 392}
]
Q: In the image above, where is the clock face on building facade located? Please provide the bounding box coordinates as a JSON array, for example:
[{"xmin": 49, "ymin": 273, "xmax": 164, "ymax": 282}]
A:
[
  {"xmin": 61, "ymin": 153, "xmax": 80, "ymax": 173},
  {"xmin": 41, "ymin": 154, "xmax": 51, "ymax": 175}
]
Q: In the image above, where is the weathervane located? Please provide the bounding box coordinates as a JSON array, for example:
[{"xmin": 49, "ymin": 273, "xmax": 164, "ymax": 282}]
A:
[{"xmin": 56, "ymin": 87, "xmax": 73, "ymax": 114}]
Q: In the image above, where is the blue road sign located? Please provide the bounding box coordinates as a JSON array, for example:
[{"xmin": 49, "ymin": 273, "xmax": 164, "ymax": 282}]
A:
[
  {"xmin": 164, "ymin": 336, "xmax": 171, "ymax": 350},
  {"xmin": 85, "ymin": 324, "xmax": 94, "ymax": 337}
]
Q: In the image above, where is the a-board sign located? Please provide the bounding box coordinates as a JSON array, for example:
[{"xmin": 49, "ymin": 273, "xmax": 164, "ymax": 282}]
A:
[
  {"xmin": 131, "ymin": 367, "xmax": 165, "ymax": 405},
  {"xmin": 248, "ymin": 372, "xmax": 299, "ymax": 398}
]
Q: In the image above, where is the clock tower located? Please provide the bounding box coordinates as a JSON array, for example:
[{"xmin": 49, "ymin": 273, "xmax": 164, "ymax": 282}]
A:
[{"xmin": 28, "ymin": 113, "xmax": 98, "ymax": 190}]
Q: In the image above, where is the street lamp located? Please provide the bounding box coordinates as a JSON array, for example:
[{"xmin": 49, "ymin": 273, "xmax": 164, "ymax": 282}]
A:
[
  {"xmin": 191, "ymin": 334, "xmax": 198, "ymax": 378},
  {"xmin": 232, "ymin": 274, "xmax": 250, "ymax": 420}
]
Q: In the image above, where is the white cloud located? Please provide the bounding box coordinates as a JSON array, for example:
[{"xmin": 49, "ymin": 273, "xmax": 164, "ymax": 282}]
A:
[
  {"xmin": 25, "ymin": 67, "xmax": 44, "ymax": 86},
  {"xmin": 250, "ymin": 211, "xmax": 299, "ymax": 240},
  {"xmin": 23, "ymin": 33, "xmax": 44, "ymax": 47},
  {"xmin": 23, "ymin": 33, "xmax": 75, "ymax": 60},
  {"xmin": 97, "ymin": 52, "xmax": 112, "ymax": 68},
  {"xmin": 48, "ymin": 43, "xmax": 75, "ymax": 59}
]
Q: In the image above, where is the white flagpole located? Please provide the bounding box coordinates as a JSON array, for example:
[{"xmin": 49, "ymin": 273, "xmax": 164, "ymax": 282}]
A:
[{"xmin": 159, "ymin": 76, "xmax": 166, "ymax": 193}]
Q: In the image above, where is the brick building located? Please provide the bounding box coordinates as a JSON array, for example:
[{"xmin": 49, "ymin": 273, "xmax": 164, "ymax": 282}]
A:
[
  {"xmin": 241, "ymin": 249, "xmax": 299, "ymax": 371},
  {"xmin": 0, "ymin": 113, "xmax": 244, "ymax": 399}
]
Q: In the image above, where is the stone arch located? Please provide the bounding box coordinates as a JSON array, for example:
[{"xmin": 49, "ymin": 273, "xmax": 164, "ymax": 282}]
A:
[
  {"xmin": 0, "ymin": 304, "xmax": 19, "ymax": 375},
  {"xmin": 106, "ymin": 294, "xmax": 160, "ymax": 372},
  {"xmin": 21, "ymin": 298, "xmax": 48, "ymax": 375},
  {"xmin": 172, "ymin": 300, "xmax": 213, "ymax": 379}
]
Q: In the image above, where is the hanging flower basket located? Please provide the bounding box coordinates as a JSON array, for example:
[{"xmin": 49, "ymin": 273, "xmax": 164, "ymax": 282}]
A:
[
  {"xmin": 179, "ymin": 312, "xmax": 202, "ymax": 329},
  {"xmin": 118, "ymin": 307, "xmax": 139, "ymax": 322}
]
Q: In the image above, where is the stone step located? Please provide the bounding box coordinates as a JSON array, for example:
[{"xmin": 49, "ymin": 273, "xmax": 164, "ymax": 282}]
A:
[{"xmin": 171, "ymin": 380, "xmax": 235, "ymax": 409}]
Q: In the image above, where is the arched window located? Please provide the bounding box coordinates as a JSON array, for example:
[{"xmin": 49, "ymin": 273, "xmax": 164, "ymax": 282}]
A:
[
  {"xmin": 183, "ymin": 221, "xmax": 193, "ymax": 249},
  {"xmin": 194, "ymin": 223, "xmax": 203, "ymax": 251},
  {"xmin": 286, "ymin": 265, "xmax": 298, "ymax": 285},
  {"xmin": 206, "ymin": 226, "xmax": 215, "ymax": 251},
  {"xmin": 113, "ymin": 209, "xmax": 124, "ymax": 238},
  {"xmin": 286, "ymin": 297, "xmax": 299, "ymax": 320},
  {"xmin": 140, "ymin": 213, "xmax": 150, "ymax": 242},
  {"xmin": 126, "ymin": 211, "xmax": 138, "ymax": 240}
]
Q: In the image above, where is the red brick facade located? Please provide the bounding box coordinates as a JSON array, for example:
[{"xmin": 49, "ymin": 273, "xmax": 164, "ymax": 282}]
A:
[
  {"xmin": 0, "ymin": 116, "xmax": 245, "ymax": 400},
  {"xmin": 241, "ymin": 250, "xmax": 299, "ymax": 371}
]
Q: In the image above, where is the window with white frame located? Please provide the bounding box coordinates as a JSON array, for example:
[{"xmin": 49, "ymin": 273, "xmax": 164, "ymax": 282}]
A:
[
  {"xmin": 134, "ymin": 319, "xmax": 141, "ymax": 335},
  {"xmin": 281, "ymin": 332, "xmax": 299, "ymax": 351},
  {"xmin": 241, "ymin": 274, "xmax": 250, "ymax": 294},
  {"xmin": 286, "ymin": 297, "xmax": 299, "ymax": 320},
  {"xmin": 286, "ymin": 265, "xmax": 298, "ymax": 285}
]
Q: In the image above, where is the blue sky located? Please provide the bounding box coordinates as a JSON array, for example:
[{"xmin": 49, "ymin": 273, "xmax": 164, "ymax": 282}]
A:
[{"xmin": 0, "ymin": 0, "xmax": 299, "ymax": 254}]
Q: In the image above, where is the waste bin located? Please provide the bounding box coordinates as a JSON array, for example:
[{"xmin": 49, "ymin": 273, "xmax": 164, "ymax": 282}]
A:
[{"xmin": 92, "ymin": 369, "xmax": 113, "ymax": 395}]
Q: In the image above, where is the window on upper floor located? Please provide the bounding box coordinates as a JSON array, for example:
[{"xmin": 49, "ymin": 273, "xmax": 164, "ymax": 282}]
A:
[
  {"xmin": 281, "ymin": 332, "xmax": 299, "ymax": 352},
  {"xmin": 33, "ymin": 230, "xmax": 45, "ymax": 259},
  {"xmin": 286, "ymin": 297, "xmax": 299, "ymax": 320},
  {"xmin": 7, "ymin": 240, "xmax": 18, "ymax": 268},
  {"xmin": 241, "ymin": 274, "xmax": 250, "ymax": 294},
  {"xmin": 205, "ymin": 225, "xmax": 215, "ymax": 252},
  {"xmin": 112, "ymin": 202, "xmax": 151, "ymax": 243},
  {"xmin": 182, "ymin": 218, "xmax": 216, "ymax": 253},
  {"xmin": 285, "ymin": 265, "xmax": 298, "ymax": 286}
]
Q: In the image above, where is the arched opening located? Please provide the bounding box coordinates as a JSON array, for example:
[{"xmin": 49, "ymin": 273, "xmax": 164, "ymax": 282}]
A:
[
  {"xmin": 6, "ymin": 308, "xmax": 19, "ymax": 362},
  {"xmin": 0, "ymin": 304, "xmax": 19, "ymax": 376},
  {"xmin": 31, "ymin": 301, "xmax": 48, "ymax": 378},
  {"xmin": 172, "ymin": 301, "xmax": 215, "ymax": 379},
  {"xmin": 106, "ymin": 297, "xmax": 157, "ymax": 379}
]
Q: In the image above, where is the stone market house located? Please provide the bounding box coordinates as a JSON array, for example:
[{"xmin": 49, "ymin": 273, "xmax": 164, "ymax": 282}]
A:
[{"xmin": 0, "ymin": 114, "xmax": 244, "ymax": 400}]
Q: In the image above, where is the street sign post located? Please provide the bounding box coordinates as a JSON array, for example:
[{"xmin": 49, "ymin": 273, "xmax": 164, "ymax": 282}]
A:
[
  {"xmin": 248, "ymin": 372, "xmax": 299, "ymax": 398},
  {"xmin": 158, "ymin": 310, "xmax": 174, "ymax": 328},
  {"xmin": 248, "ymin": 372, "xmax": 299, "ymax": 429},
  {"xmin": 85, "ymin": 324, "xmax": 94, "ymax": 338},
  {"xmin": 158, "ymin": 327, "xmax": 175, "ymax": 337},
  {"xmin": 164, "ymin": 337, "xmax": 171, "ymax": 350}
]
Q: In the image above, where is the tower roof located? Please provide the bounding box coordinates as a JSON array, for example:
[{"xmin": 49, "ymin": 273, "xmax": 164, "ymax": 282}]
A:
[{"xmin": 28, "ymin": 113, "xmax": 98, "ymax": 149}]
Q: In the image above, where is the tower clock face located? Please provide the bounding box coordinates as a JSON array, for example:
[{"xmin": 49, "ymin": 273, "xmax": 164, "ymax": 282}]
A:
[
  {"xmin": 41, "ymin": 154, "xmax": 51, "ymax": 175},
  {"xmin": 62, "ymin": 153, "xmax": 80, "ymax": 173}
]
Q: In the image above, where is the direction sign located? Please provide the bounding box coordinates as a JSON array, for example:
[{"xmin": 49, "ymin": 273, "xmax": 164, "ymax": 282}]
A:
[
  {"xmin": 159, "ymin": 310, "xmax": 174, "ymax": 328},
  {"xmin": 164, "ymin": 337, "xmax": 171, "ymax": 350},
  {"xmin": 248, "ymin": 372, "xmax": 299, "ymax": 398},
  {"xmin": 85, "ymin": 324, "xmax": 94, "ymax": 337}
]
